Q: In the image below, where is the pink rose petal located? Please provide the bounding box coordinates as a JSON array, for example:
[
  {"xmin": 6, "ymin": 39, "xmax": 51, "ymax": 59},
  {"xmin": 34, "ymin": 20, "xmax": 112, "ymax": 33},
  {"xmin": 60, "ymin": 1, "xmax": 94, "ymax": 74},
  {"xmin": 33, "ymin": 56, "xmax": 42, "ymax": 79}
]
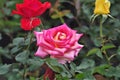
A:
[{"xmin": 34, "ymin": 46, "xmax": 48, "ymax": 58}]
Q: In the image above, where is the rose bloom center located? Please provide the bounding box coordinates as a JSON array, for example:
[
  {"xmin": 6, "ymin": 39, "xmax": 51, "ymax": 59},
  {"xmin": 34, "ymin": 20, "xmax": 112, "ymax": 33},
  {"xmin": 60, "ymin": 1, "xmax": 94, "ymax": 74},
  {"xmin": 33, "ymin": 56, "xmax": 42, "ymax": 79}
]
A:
[{"xmin": 54, "ymin": 32, "xmax": 66, "ymax": 40}]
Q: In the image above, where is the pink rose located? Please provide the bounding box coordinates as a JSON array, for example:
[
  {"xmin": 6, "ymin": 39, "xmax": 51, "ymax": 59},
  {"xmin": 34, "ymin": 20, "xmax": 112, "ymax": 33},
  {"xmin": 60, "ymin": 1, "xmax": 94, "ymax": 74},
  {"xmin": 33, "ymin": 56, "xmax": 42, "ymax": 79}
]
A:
[{"xmin": 34, "ymin": 23, "xmax": 84, "ymax": 64}]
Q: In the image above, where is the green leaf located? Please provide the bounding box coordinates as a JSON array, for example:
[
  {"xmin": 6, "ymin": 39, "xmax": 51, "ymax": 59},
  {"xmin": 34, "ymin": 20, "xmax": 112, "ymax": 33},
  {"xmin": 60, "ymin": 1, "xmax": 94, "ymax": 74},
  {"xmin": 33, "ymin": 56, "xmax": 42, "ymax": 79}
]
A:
[
  {"xmin": 27, "ymin": 58, "xmax": 44, "ymax": 70},
  {"xmin": 65, "ymin": 13, "xmax": 74, "ymax": 18},
  {"xmin": 10, "ymin": 47, "xmax": 22, "ymax": 54},
  {"xmin": 45, "ymin": 58, "xmax": 60, "ymax": 66},
  {"xmin": 69, "ymin": 62, "xmax": 76, "ymax": 75},
  {"xmin": 70, "ymin": 62, "xmax": 76, "ymax": 70},
  {"xmin": 30, "ymin": 76, "xmax": 36, "ymax": 80},
  {"xmin": 2, "ymin": 8, "xmax": 11, "ymax": 15},
  {"xmin": 104, "ymin": 66, "xmax": 120, "ymax": 77},
  {"xmin": 101, "ymin": 44, "xmax": 115, "ymax": 51},
  {"xmin": 92, "ymin": 38, "xmax": 101, "ymax": 47},
  {"xmin": 45, "ymin": 58, "xmax": 64, "ymax": 73},
  {"xmin": 96, "ymin": 50, "xmax": 103, "ymax": 59},
  {"xmin": 13, "ymin": 37, "xmax": 24, "ymax": 46},
  {"xmin": 76, "ymin": 70, "xmax": 96, "ymax": 80},
  {"xmin": 6, "ymin": 1, "xmax": 15, "ymax": 7},
  {"xmin": 49, "ymin": 65, "xmax": 63, "ymax": 73},
  {"xmin": 51, "ymin": 10, "xmax": 70, "ymax": 19},
  {"xmin": 115, "ymin": 66, "xmax": 120, "ymax": 77},
  {"xmin": 15, "ymin": 50, "xmax": 28, "ymax": 63},
  {"xmin": 80, "ymin": 26, "xmax": 89, "ymax": 33},
  {"xmin": 76, "ymin": 73, "xmax": 84, "ymax": 80},
  {"xmin": 0, "ymin": 64, "xmax": 11, "ymax": 75},
  {"xmin": 0, "ymin": 47, "xmax": 11, "ymax": 59},
  {"xmin": 0, "ymin": 0, "xmax": 5, "ymax": 8},
  {"xmin": 27, "ymin": 58, "xmax": 44, "ymax": 66},
  {"xmin": 93, "ymin": 64, "xmax": 110, "ymax": 75},
  {"xmin": 86, "ymin": 48, "xmax": 100, "ymax": 56},
  {"xmin": 77, "ymin": 59, "xmax": 95, "ymax": 70},
  {"xmin": 56, "ymin": 74, "xmax": 69, "ymax": 80}
]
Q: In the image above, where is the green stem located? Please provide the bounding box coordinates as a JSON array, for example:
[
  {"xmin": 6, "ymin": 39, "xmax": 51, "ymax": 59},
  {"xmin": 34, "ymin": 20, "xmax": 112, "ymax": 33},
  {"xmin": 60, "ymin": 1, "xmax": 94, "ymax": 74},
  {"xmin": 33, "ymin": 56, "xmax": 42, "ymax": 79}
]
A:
[
  {"xmin": 100, "ymin": 17, "xmax": 110, "ymax": 65},
  {"xmin": 40, "ymin": 21, "xmax": 45, "ymax": 30},
  {"xmin": 26, "ymin": 31, "xmax": 33, "ymax": 51},
  {"xmin": 59, "ymin": 15, "xmax": 65, "ymax": 24},
  {"xmin": 100, "ymin": 19, "xmax": 103, "ymax": 38},
  {"xmin": 103, "ymin": 50, "xmax": 110, "ymax": 64},
  {"xmin": 23, "ymin": 64, "xmax": 27, "ymax": 80},
  {"xmin": 23, "ymin": 32, "xmax": 33, "ymax": 79},
  {"xmin": 63, "ymin": 64, "xmax": 74, "ymax": 78}
]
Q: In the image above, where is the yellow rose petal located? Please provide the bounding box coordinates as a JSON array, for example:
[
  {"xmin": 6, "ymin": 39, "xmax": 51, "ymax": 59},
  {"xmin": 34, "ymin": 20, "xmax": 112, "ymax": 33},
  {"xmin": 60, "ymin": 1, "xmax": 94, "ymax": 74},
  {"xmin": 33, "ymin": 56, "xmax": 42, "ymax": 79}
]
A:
[{"xmin": 94, "ymin": 0, "xmax": 110, "ymax": 14}]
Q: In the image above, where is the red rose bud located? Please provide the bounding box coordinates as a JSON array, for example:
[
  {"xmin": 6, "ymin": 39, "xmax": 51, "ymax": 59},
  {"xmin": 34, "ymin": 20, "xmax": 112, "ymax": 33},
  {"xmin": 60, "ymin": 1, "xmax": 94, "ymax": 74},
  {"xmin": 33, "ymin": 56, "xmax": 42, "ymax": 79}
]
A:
[
  {"xmin": 21, "ymin": 17, "xmax": 41, "ymax": 30},
  {"xmin": 43, "ymin": 67, "xmax": 55, "ymax": 80}
]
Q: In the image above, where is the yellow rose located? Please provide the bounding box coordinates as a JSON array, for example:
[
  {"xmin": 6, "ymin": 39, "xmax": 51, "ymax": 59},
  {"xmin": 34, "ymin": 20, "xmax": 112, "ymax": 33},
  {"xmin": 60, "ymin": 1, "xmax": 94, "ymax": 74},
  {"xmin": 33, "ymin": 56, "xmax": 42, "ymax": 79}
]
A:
[{"xmin": 94, "ymin": 0, "xmax": 110, "ymax": 14}]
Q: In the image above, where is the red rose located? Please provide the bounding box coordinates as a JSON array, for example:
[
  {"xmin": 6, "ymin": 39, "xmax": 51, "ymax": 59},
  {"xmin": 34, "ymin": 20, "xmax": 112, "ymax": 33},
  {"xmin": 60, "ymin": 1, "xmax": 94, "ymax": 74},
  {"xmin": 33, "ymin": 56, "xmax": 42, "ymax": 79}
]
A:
[
  {"xmin": 12, "ymin": 0, "xmax": 51, "ymax": 30},
  {"xmin": 12, "ymin": 0, "xmax": 51, "ymax": 17}
]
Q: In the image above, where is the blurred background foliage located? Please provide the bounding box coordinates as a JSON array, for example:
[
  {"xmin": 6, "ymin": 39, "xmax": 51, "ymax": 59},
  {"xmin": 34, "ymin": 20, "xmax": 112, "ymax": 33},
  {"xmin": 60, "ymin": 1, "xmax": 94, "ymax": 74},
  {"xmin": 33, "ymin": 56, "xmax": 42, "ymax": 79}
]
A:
[{"xmin": 0, "ymin": 0, "xmax": 120, "ymax": 80}]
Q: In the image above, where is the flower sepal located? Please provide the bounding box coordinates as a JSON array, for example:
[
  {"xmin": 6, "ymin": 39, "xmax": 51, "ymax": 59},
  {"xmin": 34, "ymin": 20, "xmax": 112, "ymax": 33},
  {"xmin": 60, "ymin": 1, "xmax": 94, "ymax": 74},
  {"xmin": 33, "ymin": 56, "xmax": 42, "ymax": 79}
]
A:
[
  {"xmin": 90, "ymin": 14, "xmax": 115, "ymax": 23},
  {"xmin": 90, "ymin": 14, "xmax": 100, "ymax": 23}
]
